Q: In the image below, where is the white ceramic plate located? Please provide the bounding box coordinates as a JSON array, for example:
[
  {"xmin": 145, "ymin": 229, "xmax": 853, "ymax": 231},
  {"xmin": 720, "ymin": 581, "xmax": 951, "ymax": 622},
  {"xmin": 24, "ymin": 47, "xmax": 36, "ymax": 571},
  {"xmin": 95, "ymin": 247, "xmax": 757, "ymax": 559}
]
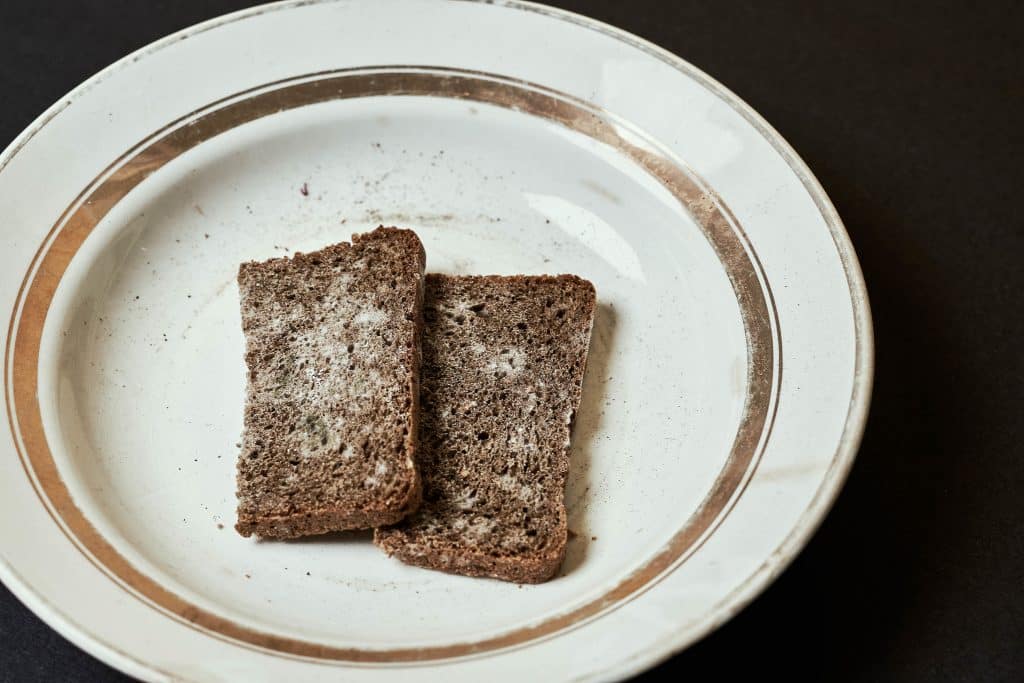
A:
[{"xmin": 0, "ymin": 1, "xmax": 872, "ymax": 681}]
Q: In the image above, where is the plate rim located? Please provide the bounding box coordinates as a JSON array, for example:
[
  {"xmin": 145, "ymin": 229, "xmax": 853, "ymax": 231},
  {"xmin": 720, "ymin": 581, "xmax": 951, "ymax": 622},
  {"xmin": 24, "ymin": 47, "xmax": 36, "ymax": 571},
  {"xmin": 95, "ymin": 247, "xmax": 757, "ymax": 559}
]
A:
[{"xmin": 0, "ymin": 1, "xmax": 874, "ymax": 680}]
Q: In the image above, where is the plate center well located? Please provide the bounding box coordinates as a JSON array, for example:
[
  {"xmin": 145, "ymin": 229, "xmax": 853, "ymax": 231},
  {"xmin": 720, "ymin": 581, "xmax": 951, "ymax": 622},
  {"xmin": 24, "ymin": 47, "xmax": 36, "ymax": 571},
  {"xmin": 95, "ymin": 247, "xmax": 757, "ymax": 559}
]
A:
[{"xmin": 34, "ymin": 84, "xmax": 750, "ymax": 647}]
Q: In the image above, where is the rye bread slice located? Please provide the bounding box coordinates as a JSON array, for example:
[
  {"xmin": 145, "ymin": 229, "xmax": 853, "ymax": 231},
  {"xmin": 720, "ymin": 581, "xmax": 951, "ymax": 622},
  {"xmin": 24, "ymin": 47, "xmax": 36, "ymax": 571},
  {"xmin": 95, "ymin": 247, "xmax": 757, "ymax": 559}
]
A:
[
  {"xmin": 374, "ymin": 274, "xmax": 596, "ymax": 583},
  {"xmin": 235, "ymin": 227, "xmax": 425, "ymax": 538}
]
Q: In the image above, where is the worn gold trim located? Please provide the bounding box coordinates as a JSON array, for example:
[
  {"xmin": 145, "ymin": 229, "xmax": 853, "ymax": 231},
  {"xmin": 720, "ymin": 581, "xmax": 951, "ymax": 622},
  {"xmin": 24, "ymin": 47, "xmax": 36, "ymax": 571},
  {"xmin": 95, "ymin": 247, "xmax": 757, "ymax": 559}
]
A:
[{"xmin": 5, "ymin": 67, "xmax": 779, "ymax": 663}]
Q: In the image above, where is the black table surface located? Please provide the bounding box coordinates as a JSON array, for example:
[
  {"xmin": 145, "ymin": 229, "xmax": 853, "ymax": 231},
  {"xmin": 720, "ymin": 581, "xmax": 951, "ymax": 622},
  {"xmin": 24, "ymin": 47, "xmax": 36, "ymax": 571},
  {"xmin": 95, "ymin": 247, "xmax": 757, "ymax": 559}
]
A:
[{"xmin": 2, "ymin": 1, "xmax": 1022, "ymax": 681}]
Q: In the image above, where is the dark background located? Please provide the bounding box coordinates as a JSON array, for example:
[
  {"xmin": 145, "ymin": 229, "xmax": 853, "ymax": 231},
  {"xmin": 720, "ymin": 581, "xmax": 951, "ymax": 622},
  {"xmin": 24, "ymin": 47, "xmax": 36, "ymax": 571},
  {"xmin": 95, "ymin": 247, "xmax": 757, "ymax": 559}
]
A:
[{"xmin": 2, "ymin": 1, "xmax": 1022, "ymax": 681}]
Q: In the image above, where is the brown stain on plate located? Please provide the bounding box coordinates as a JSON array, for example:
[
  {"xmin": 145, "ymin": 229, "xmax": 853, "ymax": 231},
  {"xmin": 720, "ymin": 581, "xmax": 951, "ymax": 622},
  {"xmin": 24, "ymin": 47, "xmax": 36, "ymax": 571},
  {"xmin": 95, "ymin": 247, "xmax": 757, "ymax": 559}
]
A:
[{"xmin": 4, "ymin": 66, "xmax": 780, "ymax": 664}]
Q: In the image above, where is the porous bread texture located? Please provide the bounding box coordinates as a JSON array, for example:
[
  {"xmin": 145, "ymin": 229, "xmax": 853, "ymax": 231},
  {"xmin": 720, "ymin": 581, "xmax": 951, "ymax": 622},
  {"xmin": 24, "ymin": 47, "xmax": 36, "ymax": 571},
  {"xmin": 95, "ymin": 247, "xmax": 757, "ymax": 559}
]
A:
[
  {"xmin": 235, "ymin": 227, "xmax": 425, "ymax": 538},
  {"xmin": 375, "ymin": 274, "xmax": 596, "ymax": 583}
]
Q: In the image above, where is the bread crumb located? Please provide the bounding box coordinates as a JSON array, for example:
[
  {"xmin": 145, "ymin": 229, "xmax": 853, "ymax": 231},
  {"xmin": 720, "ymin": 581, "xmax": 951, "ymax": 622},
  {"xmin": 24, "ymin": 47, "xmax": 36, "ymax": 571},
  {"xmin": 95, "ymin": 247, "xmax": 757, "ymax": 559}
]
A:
[{"xmin": 217, "ymin": 523, "xmax": 224, "ymax": 529}]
